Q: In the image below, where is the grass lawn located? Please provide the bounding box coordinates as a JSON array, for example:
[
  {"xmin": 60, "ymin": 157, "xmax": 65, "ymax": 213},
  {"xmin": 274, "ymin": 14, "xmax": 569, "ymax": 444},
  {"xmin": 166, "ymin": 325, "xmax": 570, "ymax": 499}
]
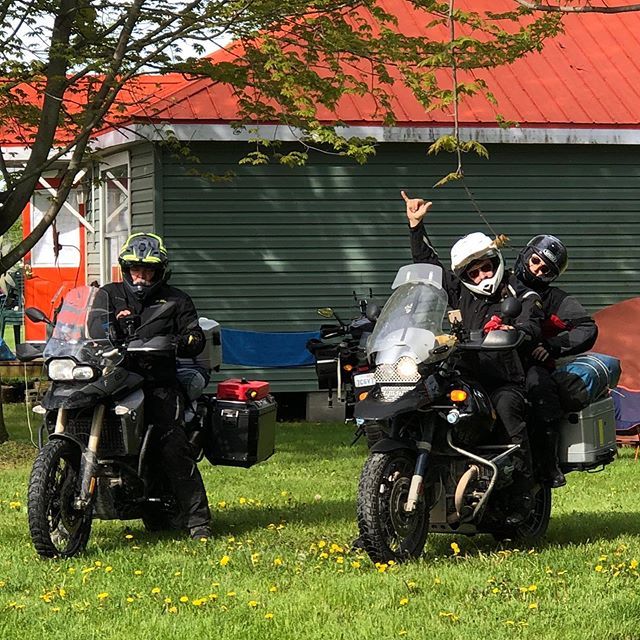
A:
[{"xmin": 0, "ymin": 405, "xmax": 639, "ymax": 640}]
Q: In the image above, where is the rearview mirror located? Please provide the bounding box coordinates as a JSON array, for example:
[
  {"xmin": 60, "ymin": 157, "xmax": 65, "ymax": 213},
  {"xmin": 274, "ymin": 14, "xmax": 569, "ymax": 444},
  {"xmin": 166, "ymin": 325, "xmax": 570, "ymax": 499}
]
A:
[{"xmin": 25, "ymin": 307, "xmax": 52, "ymax": 325}]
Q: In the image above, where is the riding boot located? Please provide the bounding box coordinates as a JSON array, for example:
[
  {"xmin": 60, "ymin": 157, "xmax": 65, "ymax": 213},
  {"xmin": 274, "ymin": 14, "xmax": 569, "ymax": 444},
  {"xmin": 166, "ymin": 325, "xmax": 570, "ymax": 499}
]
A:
[{"xmin": 543, "ymin": 428, "xmax": 566, "ymax": 489}]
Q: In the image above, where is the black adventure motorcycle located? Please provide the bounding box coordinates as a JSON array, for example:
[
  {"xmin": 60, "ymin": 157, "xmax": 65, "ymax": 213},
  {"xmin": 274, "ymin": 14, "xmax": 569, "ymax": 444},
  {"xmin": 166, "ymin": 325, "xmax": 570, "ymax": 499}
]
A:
[
  {"xmin": 347, "ymin": 264, "xmax": 617, "ymax": 563},
  {"xmin": 18, "ymin": 285, "xmax": 277, "ymax": 559}
]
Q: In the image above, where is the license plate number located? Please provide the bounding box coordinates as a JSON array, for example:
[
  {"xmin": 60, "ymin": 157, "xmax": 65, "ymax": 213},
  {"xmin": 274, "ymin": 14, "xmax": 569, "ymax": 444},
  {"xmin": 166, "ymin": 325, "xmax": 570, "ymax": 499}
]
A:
[{"xmin": 353, "ymin": 373, "xmax": 375, "ymax": 388}]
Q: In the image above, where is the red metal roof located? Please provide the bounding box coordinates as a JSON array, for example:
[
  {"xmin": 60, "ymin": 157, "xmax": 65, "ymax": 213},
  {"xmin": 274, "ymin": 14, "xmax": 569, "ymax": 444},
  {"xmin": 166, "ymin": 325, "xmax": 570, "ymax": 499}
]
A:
[
  {"xmin": 3, "ymin": 0, "xmax": 640, "ymax": 148},
  {"xmin": 132, "ymin": 0, "xmax": 640, "ymax": 129}
]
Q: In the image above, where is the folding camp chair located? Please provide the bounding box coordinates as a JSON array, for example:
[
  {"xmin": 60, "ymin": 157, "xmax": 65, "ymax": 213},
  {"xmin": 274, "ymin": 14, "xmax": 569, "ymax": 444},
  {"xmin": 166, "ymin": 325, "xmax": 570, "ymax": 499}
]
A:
[
  {"xmin": 616, "ymin": 424, "xmax": 640, "ymax": 462},
  {"xmin": 0, "ymin": 269, "xmax": 23, "ymax": 346}
]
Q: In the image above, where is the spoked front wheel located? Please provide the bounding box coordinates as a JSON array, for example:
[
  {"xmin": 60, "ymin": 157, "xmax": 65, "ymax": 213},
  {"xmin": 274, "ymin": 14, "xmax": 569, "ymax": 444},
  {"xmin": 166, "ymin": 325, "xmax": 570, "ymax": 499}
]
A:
[
  {"xmin": 356, "ymin": 451, "xmax": 430, "ymax": 563},
  {"xmin": 28, "ymin": 440, "xmax": 92, "ymax": 558}
]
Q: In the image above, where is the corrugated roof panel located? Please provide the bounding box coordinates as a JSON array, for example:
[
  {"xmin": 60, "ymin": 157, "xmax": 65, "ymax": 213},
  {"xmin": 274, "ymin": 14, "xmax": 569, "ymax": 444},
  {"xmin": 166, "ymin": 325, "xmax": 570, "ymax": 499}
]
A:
[{"xmin": 135, "ymin": 0, "xmax": 640, "ymax": 129}]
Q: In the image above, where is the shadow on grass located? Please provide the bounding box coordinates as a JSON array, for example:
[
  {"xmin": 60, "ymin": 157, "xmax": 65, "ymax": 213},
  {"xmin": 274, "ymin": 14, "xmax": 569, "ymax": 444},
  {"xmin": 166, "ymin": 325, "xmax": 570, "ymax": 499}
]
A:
[{"xmin": 73, "ymin": 497, "xmax": 357, "ymax": 554}]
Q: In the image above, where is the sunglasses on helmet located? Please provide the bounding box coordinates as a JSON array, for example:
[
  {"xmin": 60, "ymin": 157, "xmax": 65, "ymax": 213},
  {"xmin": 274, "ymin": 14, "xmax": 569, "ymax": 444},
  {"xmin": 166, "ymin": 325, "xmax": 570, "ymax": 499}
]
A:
[
  {"xmin": 530, "ymin": 254, "xmax": 552, "ymax": 275},
  {"xmin": 465, "ymin": 259, "xmax": 495, "ymax": 280}
]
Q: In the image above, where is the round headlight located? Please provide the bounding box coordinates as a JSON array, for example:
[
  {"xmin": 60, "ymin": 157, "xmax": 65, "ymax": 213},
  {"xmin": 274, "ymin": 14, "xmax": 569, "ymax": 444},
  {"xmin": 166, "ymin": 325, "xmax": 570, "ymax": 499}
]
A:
[
  {"xmin": 395, "ymin": 356, "xmax": 418, "ymax": 379},
  {"xmin": 73, "ymin": 366, "xmax": 96, "ymax": 381},
  {"xmin": 48, "ymin": 359, "xmax": 75, "ymax": 381}
]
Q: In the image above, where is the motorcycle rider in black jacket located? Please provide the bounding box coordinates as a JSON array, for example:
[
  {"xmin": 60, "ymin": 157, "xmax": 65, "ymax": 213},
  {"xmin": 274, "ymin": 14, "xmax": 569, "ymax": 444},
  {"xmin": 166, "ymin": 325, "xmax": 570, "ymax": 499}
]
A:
[
  {"xmin": 514, "ymin": 235, "xmax": 598, "ymax": 488},
  {"xmin": 100, "ymin": 233, "xmax": 212, "ymax": 540},
  {"xmin": 402, "ymin": 192, "xmax": 544, "ymax": 525}
]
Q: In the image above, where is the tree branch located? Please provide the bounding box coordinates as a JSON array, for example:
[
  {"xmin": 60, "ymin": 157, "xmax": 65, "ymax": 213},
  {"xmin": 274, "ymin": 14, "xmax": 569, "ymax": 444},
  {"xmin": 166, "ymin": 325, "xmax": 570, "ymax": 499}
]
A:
[{"xmin": 514, "ymin": 0, "xmax": 640, "ymax": 13}]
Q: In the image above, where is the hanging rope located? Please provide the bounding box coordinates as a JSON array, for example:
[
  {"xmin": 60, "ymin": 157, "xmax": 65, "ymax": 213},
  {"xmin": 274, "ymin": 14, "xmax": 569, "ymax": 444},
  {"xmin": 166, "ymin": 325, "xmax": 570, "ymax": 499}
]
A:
[{"xmin": 446, "ymin": 0, "xmax": 508, "ymax": 248}]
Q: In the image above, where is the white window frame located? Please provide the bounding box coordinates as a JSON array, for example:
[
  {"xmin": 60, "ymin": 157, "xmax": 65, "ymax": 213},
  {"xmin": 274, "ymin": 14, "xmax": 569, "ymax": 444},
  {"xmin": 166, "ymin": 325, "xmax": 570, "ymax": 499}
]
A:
[{"xmin": 98, "ymin": 151, "xmax": 130, "ymax": 284}]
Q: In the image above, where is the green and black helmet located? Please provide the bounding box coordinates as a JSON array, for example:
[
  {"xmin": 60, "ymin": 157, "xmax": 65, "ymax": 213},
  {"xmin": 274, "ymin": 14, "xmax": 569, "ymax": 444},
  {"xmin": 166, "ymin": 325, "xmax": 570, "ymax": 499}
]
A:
[{"xmin": 118, "ymin": 233, "xmax": 170, "ymax": 300}]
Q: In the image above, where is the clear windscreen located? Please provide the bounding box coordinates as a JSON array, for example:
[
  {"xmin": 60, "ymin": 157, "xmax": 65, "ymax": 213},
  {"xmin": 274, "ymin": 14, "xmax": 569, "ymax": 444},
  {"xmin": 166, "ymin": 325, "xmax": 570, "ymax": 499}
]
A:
[
  {"xmin": 43, "ymin": 286, "xmax": 114, "ymax": 365},
  {"xmin": 367, "ymin": 278, "xmax": 448, "ymax": 364}
]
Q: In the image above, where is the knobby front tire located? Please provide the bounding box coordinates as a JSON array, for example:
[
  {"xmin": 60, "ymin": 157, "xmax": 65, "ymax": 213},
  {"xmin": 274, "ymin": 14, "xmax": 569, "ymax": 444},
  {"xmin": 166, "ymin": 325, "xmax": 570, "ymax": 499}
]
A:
[
  {"xmin": 28, "ymin": 440, "xmax": 92, "ymax": 559},
  {"xmin": 357, "ymin": 451, "xmax": 429, "ymax": 564}
]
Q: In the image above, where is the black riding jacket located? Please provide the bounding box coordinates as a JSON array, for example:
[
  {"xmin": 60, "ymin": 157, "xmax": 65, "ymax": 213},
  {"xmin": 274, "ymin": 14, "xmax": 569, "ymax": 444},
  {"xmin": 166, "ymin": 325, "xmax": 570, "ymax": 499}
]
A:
[
  {"xmin": 531, "ymin": 285, "xmax": 598, "ymax": 359},
  {"xmin": 410, "ymin": 221, "xmax": 544, "ymax": 386},
  {"xmin": 100, "ymin": 281, "xmax": 205, "ymax": 364}
]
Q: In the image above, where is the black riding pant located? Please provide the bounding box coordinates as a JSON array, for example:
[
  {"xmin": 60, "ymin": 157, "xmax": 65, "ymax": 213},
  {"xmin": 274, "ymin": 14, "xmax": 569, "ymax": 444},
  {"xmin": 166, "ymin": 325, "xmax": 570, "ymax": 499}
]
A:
[
  {"xmin": 526, "ymin": 365, "xmax": 564, "ymax": 425},
  {"xmin": 145, "ymin": 385, "xmax": 211, "ymax": 529},
  {"xmin": 490, "ymin": 384, "xmax": 533, "ymax": 481}
]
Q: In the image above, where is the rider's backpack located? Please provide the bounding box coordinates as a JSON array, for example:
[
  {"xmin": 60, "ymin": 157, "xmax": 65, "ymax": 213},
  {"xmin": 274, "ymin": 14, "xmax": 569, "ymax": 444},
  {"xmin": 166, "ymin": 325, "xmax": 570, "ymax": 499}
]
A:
[{"xmin": 553, "ymin": 352, "xmax": 622, "ymax": 412}]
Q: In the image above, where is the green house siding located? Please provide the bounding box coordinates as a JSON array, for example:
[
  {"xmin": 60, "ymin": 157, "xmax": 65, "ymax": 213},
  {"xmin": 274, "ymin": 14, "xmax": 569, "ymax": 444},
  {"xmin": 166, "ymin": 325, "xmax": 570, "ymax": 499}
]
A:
[{"xmin": 146, "ymin": 141, "xmax": 639, "ymax": 392}]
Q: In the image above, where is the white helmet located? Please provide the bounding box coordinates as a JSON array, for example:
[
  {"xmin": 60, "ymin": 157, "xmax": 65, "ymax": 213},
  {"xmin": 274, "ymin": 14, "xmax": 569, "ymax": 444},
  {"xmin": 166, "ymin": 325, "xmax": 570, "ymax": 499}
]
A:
[{"xmin": 450, "ymin": 232, "xmax": 504, "ymax": 297}]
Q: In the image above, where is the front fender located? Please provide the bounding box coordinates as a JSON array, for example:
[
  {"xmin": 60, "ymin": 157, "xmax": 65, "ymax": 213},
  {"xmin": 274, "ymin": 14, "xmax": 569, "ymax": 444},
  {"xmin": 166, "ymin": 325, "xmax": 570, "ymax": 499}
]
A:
[
  {"xmin": 47, "ymin": 432, "xmax": 88, "ymax": 454},
  {"xmin": 370, "ymin": 438, "xmax": 417, "ymax": 454}
]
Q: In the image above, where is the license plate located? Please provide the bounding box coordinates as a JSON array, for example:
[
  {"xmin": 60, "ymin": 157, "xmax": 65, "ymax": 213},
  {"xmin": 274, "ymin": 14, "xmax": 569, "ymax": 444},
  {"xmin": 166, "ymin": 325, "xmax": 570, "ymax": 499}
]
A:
[{"xmin": 353, "ymin": 373, "xmax": 375, "ymax": 388}]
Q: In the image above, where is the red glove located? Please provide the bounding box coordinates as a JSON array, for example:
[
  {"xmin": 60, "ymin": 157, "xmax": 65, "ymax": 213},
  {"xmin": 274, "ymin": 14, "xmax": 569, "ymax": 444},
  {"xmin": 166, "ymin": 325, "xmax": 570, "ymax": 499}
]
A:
[{"xmin": 483, "ymin": 315, "xmax": 503, "ymax": 334}]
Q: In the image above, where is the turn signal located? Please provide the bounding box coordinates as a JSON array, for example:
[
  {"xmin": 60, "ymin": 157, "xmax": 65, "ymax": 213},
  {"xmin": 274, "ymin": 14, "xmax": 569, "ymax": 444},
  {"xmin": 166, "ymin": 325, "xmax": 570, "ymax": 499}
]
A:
[
  {"xmin": 343, "ymin": 364, "xmax": 354, "ymax": 372},
  {"xmin": 358, "ymin": 391, "xmax": 369, "ymax": 401},
  {"xmin": 449, "ymin": 389, "xmax": 468, "ymax": 403}
]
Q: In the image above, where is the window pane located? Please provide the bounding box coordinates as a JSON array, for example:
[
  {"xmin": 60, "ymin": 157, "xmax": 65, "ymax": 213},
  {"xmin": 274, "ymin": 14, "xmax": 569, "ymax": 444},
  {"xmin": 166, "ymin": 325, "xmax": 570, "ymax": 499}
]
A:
[
  {"xmin": 30, "ymin": 190, "xmax": 81, "ymax": 267},
  {"xmin": 102, "ymin": 165, "xmax": 129, "ymax": 235}
]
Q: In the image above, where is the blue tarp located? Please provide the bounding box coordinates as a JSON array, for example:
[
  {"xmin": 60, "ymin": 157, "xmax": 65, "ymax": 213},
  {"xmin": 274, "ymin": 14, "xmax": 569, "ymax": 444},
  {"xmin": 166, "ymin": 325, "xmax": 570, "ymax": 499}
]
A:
[{"xmin": 221, "ymin": 328, "xmax": 321, "ymax": 368}]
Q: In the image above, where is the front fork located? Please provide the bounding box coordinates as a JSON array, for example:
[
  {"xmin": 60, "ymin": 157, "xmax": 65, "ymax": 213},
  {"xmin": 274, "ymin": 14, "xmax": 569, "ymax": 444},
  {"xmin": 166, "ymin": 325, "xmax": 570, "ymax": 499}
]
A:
[
  {"xmin": 405, "ymin": 419, "xmax": 435, "ymax": 513},
  {"xmin": 74, "ymin": 405, "xmax": 105, "ymax": 510}
]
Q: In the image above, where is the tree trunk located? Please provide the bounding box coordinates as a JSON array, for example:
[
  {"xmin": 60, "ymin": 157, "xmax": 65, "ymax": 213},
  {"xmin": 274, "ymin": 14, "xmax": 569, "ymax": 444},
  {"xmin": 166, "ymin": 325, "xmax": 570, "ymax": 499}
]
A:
[{"xmin": 0, "ymin": 378, "xmax": 8, "ymax": 444}]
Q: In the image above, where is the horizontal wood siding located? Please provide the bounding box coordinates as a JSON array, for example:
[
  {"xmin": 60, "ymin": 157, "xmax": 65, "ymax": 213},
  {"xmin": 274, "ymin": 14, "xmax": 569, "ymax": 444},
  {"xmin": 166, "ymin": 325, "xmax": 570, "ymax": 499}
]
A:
[
  {"xmin": 159, "ymin": 142, "xmax": 640, "ymax": 392},
  {"xmin": 129, "ymin": 144, "xmax": 156, "ymax": 232}
]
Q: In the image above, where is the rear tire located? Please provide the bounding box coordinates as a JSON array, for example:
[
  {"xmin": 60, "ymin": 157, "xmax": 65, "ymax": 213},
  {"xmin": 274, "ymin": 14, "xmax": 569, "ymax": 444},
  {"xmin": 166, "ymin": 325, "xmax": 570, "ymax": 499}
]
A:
[
  {"xmin": 357, "ymin": 451, "xmax": 429, "ymax": 563},
  {"xmin": 494, "ymin": 483, "xmax": 552, "ymax": 542},
  {"xmin": 28, "ymin": 440, "xmax": 92, "ymax": 558}
]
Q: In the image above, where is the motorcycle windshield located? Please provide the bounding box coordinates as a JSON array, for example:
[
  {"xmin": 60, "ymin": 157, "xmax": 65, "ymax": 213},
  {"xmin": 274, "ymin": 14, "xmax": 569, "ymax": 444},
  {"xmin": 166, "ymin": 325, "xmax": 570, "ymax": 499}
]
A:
[
  {"xmin": 43, "ymin": 286, "xmax": 114, "ymax": 365},
  {"xmin": 367, "ymin": 265, "xmax": 448, "ymax": 365}
]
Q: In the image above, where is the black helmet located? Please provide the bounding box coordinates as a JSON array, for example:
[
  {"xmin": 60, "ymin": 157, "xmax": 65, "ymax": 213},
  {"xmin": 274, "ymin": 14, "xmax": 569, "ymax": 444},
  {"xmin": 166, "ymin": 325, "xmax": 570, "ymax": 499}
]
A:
[
  {"xmin": 514, "ymin": 234, "xmax": 568, "ymax": 289},
  {"xmin": 118, "ymin": 233, "xmax": 170, "ymax": 301}
]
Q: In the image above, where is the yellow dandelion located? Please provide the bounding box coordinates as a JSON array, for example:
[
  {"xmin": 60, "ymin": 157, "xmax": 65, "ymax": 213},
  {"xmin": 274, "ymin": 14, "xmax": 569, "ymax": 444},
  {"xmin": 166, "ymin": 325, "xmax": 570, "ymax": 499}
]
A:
[
  {"xmin": 104, "ymin": 566, "xmax": 113, "ymax": 573},
  {"xmin": 227, "ymin": 591, "xmax": 236, "ymax": 597},
  {"xmin": 192, "ymin": 599, "xmax": 205, "ymax": 606},
  {"xmin": 595, "ymin": 565, "xmax": 604, "ymax": 572},
  {"xmin": 97, "ymin": 592, "xmax": 109, "ymax": 600},
  {"xmin": 179, "ymin": 596, "xmax": 189, "ymax": 603},
  {"xmin": 317, "ymin": 540, "xmax": 326, "ymax": 548},
  {"xmin": 273, "ymin": 558, "xmax": 283, "ymax": 567},
  {"xmin": 134, "ymin": 570, "xmax": 143, "ymax": 576},
  {"xmin": 9, "ymin": 501, "xmax": 21, "ymax": 509},
  {"xmin": 94, "ymin": 561, "xmax": 103, "ymax": 567},
  {"xmin": 220, "ymin": 555, "xmax": 231, "ymax": 567},
  {"xmin": 168, "ymin": 606, "xmax": 178, "ymax": 614},
  {"xmin": 399, "ymin": 597, "xmax": 409, "ymax": 606},
  {"xmin": 280, "ymin": 491, "xmax": 288, "ymax": 497},
  {"xmin": 126, "ymin": 597, "xmax": 134, "ymax": 603},
  {"xmin": 151, "ymin": 587, "xmax": 161, "ymax": 594},
  {"xmin": 251, "ymin": 552, "xmax": 261, "ymax": 564},
  {"xmin": 248, "ymin": 600, "xmax": 259, "ymax": 608},
  {"xmin": 269, "ymin": 586, "xmax": 278, "ymax": 593},
  {"xmin": 174, "ymin": 571, "xmax": 181, "ymax": 576},
  {"xmin": 527, "ymin": 584, "xmax": 537, "ymax": 592},
  {"xmin": 398, "ymin": 631, "xmax": 408, "ymax": 637},
  {"xmin": 208, "ymin": 594, "xmax": 219, "ymax": 600},
  {"xmin": 450, "ymin": 542, "xmax": 460, "ymax": 556},
  {"xmin": 164, "ymin": 597, "xmax": 172, "ymax": 604},
  {"xmin": 125, "ymin": 534, "xmax": 134, "ymax": 540},
  {"xmin": 265, "ymin": 612, "xmax": 274, "ymax": 620},
  {"xmin": 529, "ymin": 602, "xmax": 538, "ymax": 610},
  {"xmin": 630, "ymin": 559, "xmax": 639, "ymax": 570},
  {"xmin": 217, "ymin": 501, "xmax": 227, "ymax": 509},
  {"xmin": 351, "ymin": 561, "xmax": 361, "ymax": 569},
  {"xmin": 239, "ymin": 497, "xmax": 247, "ymax": 505},
  {"xmin": 377, "ymin": 563, "xmax": 388, "ymax": 573},
  {"xmin": 336, "ymin": 557, "xmax": 344, "ymax": 564}
]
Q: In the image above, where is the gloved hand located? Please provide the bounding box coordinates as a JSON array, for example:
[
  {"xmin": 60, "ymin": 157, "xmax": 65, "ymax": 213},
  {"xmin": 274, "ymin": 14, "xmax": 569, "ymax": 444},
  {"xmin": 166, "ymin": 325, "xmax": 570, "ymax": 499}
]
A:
[{"xmin": 483, "ymin": 315, "xmax": 504, "ymax": 334}]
